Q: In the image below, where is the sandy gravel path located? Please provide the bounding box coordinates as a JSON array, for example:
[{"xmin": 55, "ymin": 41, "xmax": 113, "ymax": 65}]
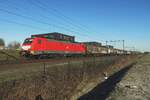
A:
[{"xmin": 106, "ymin": 54, "xmax": 150, "ymax": 100}]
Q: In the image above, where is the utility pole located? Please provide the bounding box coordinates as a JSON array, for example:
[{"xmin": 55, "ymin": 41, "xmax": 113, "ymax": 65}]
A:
[
  {"xmin": 123, "ymin": 40, "xmax": 125, "ymax": 51},
  {"xmin": 105, "ymin": 40, "xmax": 108, "ymax": 53},
  {"xmin": 106, "ymin": 40, "xmax": 125, "ymax": 51},
  {"xmin": 106, "ymin": 41, "xmax": 108, "ymax": 46}
]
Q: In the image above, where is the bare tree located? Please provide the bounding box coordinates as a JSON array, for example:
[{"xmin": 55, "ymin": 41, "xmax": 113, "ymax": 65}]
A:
[
  {"xmin": 0, "ymin": 38, "xmax": 5, "ymax": 50},
  {"xmin": 0, "ymin": 38, "xmax": 5, "ymax": 46},
  {"xmin": 8, "ymin": 41, "xmax": 21, "ymax": 49}
]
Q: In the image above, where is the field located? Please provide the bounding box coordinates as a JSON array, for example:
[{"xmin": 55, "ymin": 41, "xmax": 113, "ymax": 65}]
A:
[
  {"xmin": 0, "ymin": 50, "xmax": 20, "ymax": 61},
  {"xmin": 0, "ymin": 54, "xmax": 140, "ymax": 100}
]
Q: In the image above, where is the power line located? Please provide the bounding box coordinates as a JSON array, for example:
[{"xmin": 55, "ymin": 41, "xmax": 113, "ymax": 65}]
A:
[
  {"xmin": 36, "ymin": 0, "xmax": 88, "ymax": 31},
  {"xmin": 0, "ymin": 9, "xmax": 91, "ymax": 38},
  {"xmin": 29, "ymin": 0, "xmax": 95, "ymax": 35},
  {"xmin": 28, "ymin": 0, "xmax": 106, "ymax": 42},
  {"xmin": 0, "ymin": 0, "xmax": 105, "ymax": 42},
  {"xmin": 0, "ymin": 2, "xmax": 91, "ymax": 39},
  {"xmin": 26, "ymin": 0, "xmax": 82, "ymax": 33},
  {"xmin": 0, "ymin": 1, "xmax": 79, "ymax": 33},
  {"xmin": 49, "ymin": 7, "xmax": 94, "ymax": 33},
  {"xmin": 106, "ymin": 40, "xmax": 125, "ymax": 51},
  {"xmin": 0, "ymin": 18, "xmax": 47, "ymax": 31},
  {"xmin": 0, "ymin": 8, "xmax": 81, "ymax": 34}
]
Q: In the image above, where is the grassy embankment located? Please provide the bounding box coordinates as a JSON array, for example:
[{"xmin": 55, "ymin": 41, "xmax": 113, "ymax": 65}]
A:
[
  {"xmin": 0, "ymin": 50, "xmax": 20, "ymax": 61},
  {"xmin": 0, "ymin": 55, "xmax": 139, "ymax": 100}
]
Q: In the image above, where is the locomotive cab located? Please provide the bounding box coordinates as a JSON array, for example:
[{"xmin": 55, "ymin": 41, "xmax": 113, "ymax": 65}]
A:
[
  {"xmin": 22, "ymin": 38, "xmax": 33, "ymax": 50},
  {"xmin": 20, "ymin": 38, "xmax": 33, "ymax": 57}
]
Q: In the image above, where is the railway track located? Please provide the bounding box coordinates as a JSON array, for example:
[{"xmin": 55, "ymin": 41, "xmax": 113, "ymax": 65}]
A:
[
  {"xmin": 0, "ymin": 50, "xmax": 137, "ymax": 66},
  {"xmin": 0, "ymin": 55, "xmax": 127, "ymax": 65}
]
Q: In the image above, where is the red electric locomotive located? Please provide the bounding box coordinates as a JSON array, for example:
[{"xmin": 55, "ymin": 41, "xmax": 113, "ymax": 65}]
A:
[{"xmin": 21, "ymin": 33, "xmax": 86, "ymax": 58}]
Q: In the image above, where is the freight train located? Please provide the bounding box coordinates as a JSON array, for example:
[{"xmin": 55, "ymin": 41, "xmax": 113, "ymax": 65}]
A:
[{"xmin": 20, "ymin": 32, "xmax": 132, "ymax": 58}]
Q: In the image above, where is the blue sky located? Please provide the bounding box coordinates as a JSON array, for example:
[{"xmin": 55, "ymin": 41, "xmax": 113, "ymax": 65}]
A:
[{"xmin": 0, "ymin": 0, "xmax": 149, "ymax": 52}]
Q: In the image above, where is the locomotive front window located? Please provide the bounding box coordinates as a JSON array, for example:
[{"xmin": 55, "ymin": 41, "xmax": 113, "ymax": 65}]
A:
[{"xmin": 23, "ymin": 38, "xmax": 33, "ymax": 44}]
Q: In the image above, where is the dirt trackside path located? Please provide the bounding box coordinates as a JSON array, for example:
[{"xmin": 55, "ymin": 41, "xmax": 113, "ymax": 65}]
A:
[
  {"xmin": 71, "ymin": 55, "xmax": 141, "ymax": 100},
  {"xmin": 106, "ymin": 54, "xmax": 150, "ymax": 100}
]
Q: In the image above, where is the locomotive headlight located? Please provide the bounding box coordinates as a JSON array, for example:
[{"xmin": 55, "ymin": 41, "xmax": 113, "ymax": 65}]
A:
[{"xmin": 21, "ymin": 45, "xmax": 31, "ymax": 50}]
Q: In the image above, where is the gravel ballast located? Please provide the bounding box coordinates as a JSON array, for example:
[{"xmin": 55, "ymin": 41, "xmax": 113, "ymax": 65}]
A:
[{"xmin": 107, "ymin": 54, "xmax": 150, "ymax": 100}]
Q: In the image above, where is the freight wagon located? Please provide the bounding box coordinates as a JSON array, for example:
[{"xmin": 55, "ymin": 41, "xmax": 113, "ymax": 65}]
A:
[{"xmin": 82, "ymin": 42, "xmax": 108, "ymax": 55}]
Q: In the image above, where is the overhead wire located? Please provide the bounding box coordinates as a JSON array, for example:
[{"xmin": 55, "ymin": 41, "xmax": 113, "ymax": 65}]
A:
[
  {"xmin": 26, "ymin": 0, "xmax": 82, "ymax": 34},
  {"xmin": 27, "ymin": 0, "xmax": 105, "ymax": 42},
  {"xmin": 6, "ymin": 0, "xmax": 96, "ymax": 40},
  {"xmin": 0, "ymin": 8, "xmax": 80, "ymax": 34},
  {"xmin": 27, "ymin": 0, "xmax": 90, "ymax": 37},
  {"xmin": 0, "ymin": 18, "xmax": 47, "ymax": 31},
  {"xmin": 0, "ymin": 0, "xmax": 106, "ymax": 42},
  {"xmin": 33, "ymin": 0, "xmax": 94, "ymax": 34}
]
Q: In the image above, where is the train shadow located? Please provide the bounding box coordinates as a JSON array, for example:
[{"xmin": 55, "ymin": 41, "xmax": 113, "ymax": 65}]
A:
[{"xmin": 77, "ymin": 63, "xmax": 136, "ymax": 100}]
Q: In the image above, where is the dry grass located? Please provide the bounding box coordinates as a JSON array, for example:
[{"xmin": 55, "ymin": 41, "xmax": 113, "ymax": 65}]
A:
[
  {"xmin": 0, "ymin": 55, "xmax": 138, "ymax": 100},
  {"xmin": 0, "ymin": 50, "xmax": 20, "ymax": 61}
]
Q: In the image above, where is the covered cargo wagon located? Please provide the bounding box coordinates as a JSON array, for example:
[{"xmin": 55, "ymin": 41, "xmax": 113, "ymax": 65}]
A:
[
  {"xmin": 31, "ymin": 32, "xmax": 75, "ymax": 42},
  {"xmin": 82, "ymin": 42, "xmax": 108, "ymax": 54}
]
